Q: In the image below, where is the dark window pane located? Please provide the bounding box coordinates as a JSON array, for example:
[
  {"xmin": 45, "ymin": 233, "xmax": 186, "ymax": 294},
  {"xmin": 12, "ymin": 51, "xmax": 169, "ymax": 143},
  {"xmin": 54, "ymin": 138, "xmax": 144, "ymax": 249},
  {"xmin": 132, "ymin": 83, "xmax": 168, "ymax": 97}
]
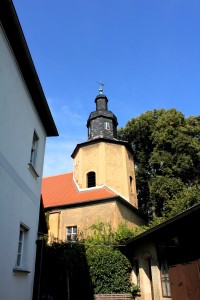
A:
[{"xmin": 87, "ymin": 172, "xmax": 96, "ymax": 188}]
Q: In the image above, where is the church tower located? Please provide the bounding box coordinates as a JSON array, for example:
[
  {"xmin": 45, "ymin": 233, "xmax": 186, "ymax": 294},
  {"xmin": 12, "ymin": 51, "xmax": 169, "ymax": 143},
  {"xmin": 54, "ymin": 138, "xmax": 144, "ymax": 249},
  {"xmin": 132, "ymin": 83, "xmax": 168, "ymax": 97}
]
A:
[{"xmin": 71, "ymin": 88, "xmax": 138, "ymax": 207}]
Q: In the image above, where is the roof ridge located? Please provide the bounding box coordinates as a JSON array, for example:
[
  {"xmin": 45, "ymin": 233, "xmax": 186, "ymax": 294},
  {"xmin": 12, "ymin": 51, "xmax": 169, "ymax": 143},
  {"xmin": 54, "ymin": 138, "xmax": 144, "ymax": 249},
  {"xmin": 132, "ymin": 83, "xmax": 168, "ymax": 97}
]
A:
[{"xmin": 43, "ymin": 171, "xmax": 73, "ymax": 179}]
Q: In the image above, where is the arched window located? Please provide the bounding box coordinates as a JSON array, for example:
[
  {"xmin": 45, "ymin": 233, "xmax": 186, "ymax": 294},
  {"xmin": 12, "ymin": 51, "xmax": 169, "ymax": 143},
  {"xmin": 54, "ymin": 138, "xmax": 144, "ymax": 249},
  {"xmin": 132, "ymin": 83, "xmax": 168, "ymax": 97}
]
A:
[{"xmin": 87, "ymin": 171, "xmax": 96, "ymax": 188}]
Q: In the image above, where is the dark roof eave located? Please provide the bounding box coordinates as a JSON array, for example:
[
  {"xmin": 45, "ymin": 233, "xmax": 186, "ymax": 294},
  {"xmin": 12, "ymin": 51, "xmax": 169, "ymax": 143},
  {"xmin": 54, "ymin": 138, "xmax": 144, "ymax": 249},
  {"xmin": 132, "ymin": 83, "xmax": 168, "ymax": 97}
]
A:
[
  {"xmin": 126, "ymin": 203, "xmax": 200, "ymax": 246},
  {"xmin": 86, "ymin": 114, "xmax": 118, "ymax": 127},
  {"xmin": 0, "ymin": 0, "xmax": 58, "ymax": 137},
  {"xmin": 71, "ymin": 138, "xmax": 134, "ymax": 158}
]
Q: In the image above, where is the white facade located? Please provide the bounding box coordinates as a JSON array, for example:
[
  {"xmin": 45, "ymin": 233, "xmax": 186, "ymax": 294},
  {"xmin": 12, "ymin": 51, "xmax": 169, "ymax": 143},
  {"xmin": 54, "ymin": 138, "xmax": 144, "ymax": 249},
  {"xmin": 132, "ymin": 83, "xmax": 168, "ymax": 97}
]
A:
[{"xmin": 0, "ymin": 2, "xmax": 58, "ymax": 299}]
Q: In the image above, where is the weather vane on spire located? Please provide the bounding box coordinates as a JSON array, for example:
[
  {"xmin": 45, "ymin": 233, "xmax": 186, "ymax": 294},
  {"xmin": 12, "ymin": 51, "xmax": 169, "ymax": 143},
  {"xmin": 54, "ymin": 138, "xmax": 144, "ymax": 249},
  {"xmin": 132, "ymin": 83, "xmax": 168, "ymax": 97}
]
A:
[{"xmin": 97, "ymin": 81, "xmax": 104, "ymax": 94}]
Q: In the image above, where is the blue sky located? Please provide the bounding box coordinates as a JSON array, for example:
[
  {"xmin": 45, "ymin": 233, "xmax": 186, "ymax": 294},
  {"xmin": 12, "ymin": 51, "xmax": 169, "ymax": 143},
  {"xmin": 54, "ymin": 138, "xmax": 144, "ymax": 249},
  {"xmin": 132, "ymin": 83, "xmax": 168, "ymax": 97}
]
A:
[{"xmin": 13, "ymin": 0, "xmax": 200, "ymax": 177}]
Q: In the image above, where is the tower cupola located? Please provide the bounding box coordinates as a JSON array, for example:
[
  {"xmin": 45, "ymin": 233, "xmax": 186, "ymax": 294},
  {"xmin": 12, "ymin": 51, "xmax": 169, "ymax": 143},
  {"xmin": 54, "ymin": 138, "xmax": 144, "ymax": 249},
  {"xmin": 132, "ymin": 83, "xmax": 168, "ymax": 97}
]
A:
[
  {"xmin": 72, "ymin": 87, "xmax": 138, "ymax": 207},
  {"xmin": 87, "ymin": 92, "xmax": 118, "ymax": 140}
]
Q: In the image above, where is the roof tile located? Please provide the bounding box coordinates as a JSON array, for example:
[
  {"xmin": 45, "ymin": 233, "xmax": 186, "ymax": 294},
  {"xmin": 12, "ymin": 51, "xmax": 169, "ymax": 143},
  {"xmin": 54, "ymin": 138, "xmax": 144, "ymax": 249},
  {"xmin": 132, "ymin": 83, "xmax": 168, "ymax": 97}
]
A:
[{"xmin": 42, "ymin": 172, "xmax": 117, "ymax": 208}]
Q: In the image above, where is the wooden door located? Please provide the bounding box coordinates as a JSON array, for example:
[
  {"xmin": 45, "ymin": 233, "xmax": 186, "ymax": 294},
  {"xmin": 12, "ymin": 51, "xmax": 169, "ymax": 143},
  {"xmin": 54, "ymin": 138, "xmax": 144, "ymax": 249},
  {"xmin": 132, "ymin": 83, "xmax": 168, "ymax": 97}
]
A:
[{"xmin": 168, "ymin": 259, "xmax": 200, "ymax": 300}]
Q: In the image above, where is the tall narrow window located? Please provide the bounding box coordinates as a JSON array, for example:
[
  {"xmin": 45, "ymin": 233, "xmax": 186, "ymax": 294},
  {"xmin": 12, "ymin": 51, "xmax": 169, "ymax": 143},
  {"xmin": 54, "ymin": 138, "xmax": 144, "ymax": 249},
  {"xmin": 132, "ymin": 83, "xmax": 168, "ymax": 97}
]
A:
[
  {"xmin": 16, "ymin": 224, "xmax": 29, "ymax": 269},
  {"xmin": 87, "ymin": 171, "xmax": 96, "ymax": 188},
  {"xmin": 17, "ymin": 228, "xmax": 24, "ymax": 267},
  {"xmin": 104, "ymin": 122, "xmax": 110, "ymax": 130},
  {"xmin": 160, "ymin": 260, "xmax": 171, "ymax": 297},
  {"xmin": 66, "ymin": 226, "xmax": 77, "ymax": 242},
  {"xmin": 30, "ymin": 130, "xmax": 39, "ymax": 167},
  {"xmin": 130, "ymin": 176, "xmax": 133, "ymax": 193}
]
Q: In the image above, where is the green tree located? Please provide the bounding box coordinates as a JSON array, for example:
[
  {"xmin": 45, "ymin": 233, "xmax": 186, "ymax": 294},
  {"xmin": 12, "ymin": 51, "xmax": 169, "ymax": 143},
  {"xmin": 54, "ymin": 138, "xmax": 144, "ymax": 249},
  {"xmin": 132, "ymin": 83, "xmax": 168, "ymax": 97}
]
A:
[
  {"xmin": 118, "ymin": 109, "xmax": 200, "ymax": 222},
  {"xmin": 84, "ymin": 222, "xmax": 141, "ymax": 294}
]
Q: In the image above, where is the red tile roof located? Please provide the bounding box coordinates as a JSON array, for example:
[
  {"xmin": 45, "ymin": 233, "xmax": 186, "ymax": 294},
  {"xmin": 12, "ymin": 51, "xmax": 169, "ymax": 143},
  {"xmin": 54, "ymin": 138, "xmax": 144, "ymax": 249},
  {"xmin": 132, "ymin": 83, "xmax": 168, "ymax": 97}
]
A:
[{"xmin": 42, "ymin": 172, "xmax": 117, "ymax": 209}]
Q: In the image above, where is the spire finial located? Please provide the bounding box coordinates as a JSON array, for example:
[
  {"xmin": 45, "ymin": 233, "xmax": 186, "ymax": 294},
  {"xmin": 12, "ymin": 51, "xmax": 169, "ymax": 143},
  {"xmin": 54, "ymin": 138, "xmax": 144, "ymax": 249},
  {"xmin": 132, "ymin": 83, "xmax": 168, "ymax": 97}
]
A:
[{"xmin": 97, "ymin": 81, "xmax": 104, "ymax": 94}]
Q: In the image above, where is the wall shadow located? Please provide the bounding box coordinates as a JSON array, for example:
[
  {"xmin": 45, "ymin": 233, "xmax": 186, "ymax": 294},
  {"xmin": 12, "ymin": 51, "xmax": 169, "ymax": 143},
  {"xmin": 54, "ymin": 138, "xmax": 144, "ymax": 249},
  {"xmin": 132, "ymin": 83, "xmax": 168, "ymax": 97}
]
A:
[{"xmin": 34, "ymin": 241, "xmax": 94, "ymax": 300}]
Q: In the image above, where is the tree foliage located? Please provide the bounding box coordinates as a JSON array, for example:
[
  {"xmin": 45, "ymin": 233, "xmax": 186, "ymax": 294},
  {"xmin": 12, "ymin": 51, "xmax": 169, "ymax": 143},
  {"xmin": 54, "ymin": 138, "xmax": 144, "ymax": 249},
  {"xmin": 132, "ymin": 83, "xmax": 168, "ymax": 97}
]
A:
[
  {"xmin": 84, "ymin": 222, "xmax": 140, "ymax": 295},
  {"xmin": 118, "ymin": 109, "xmax": 200, "ymax": 223},
  {"xmin": 86, "ymin": 246, "xmax": 131, "ymax": 294}
]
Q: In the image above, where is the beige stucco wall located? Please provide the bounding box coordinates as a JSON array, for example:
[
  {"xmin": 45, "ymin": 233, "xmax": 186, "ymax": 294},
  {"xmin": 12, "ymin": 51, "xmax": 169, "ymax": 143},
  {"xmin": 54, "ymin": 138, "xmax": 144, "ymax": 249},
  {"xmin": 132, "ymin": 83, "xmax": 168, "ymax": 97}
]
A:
[
  {"xmin": 116, "ymin": 202, "xmax": 145, "ymax": 228},
  {"xmin": 73, "ymin": 142, "xmax": 138, "ymax": 207},
  {"xmin": 130, "ymin": 241, "xmax": 172, "ymax": 300},
  {"xmin": 48, "ymin": 200, "xmax": 145, "ymax": 243},
  {"xmin": 48, "ymin": 211, "xmax": 61, "ymax": 242}
]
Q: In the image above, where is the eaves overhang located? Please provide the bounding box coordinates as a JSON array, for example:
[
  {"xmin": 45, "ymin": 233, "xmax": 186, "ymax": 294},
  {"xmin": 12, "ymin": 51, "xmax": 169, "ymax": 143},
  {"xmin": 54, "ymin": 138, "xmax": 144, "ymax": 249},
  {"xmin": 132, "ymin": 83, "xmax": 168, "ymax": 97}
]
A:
[
  {"xmin": 86, "ymin": 111, "xmax": 118, "ymax": 127},
  {"xmin": 125, "ymin": 203, "xmax": 200, "ymax": 246},
  {"xmin": 71, "ymin": 137, "xmax": 134, "ymax": 158},
  {"xmin": 0, "ymin": 0, "xmax": 58, "ymax": 137},
  {"xmin": 44, "ymin": 194, "xmax": 147, "ymax": 222}
]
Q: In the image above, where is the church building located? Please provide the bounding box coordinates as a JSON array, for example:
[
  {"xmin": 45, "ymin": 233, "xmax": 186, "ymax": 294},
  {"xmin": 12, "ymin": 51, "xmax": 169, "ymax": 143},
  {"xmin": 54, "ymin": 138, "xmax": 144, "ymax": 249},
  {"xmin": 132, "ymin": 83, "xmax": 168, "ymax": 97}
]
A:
[{"xmin": 42, "ymin": 88, "xmax": 146, "ymax": 242}]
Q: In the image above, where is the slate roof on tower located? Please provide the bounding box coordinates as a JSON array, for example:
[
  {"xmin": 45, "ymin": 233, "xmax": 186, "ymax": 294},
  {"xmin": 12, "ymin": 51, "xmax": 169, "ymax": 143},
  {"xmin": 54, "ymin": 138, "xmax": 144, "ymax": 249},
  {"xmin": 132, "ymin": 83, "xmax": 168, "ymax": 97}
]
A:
[{"xmin": 87, "ymin": 93, "xmax": 118, "ymax": 140}]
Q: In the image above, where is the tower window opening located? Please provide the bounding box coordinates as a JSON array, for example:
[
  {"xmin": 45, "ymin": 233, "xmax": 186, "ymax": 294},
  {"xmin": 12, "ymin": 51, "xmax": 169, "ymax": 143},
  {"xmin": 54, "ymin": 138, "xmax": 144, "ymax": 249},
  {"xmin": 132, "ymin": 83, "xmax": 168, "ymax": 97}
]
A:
[
  {"xmin": 104, "ymin": 122, "xmax": 110, "ymax": 130},
  {"xmin": 87, "ymin": 171, "xmax": 96, "ymax": 188},
  {"xmin": 130, "ymin": 176, "xmax": 133, "ymax": 193}
]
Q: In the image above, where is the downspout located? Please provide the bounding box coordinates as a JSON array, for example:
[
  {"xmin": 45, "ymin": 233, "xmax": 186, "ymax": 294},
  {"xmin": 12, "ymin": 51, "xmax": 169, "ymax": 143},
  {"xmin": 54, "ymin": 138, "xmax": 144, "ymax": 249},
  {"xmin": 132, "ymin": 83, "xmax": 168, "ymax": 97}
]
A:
[{"xmin": 57, "ymin": 211, "xmax": 61, "ymax": 241}]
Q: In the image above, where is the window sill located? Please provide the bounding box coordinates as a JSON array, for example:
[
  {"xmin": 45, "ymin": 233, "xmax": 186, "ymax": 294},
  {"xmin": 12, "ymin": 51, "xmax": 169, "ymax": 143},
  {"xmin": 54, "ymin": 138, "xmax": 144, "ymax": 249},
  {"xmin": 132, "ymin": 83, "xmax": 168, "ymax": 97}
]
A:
[
  {"xmin": 28, "ymin": 163, "xmax": 39, "ymax": 178},
  {"xmin": 13, "ymin": 268, "xmax": 30, "ymax": 274}
]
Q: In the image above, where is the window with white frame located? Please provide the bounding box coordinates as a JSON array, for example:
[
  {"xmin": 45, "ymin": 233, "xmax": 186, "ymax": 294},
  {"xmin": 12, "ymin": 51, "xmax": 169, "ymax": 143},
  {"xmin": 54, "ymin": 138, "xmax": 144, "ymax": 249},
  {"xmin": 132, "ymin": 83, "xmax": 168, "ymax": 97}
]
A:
[
  {"xmin": 160, "ymin": 260, "xmax": 171, "ymax": 297},
  {"xmin": 16, "ymin": 224, "xmax": 29, "ymax": 269},
  {"xmin": 30, "ymin": 130, "xmax": 39, "ymax": 168},
  {"xmin": 66, "ymin": 226, "xmax": 77, "ymax": 242},
  {"xmin": 104, "ymin": 121, "xmax": 110, "ymax": 130}
]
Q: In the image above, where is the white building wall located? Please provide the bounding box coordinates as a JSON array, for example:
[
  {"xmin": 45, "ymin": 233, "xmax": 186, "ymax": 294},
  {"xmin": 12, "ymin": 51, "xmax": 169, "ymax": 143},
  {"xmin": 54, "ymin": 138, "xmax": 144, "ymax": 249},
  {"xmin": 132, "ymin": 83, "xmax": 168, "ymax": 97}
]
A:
[{"xmin": 0, "ymin": 25, "xmax": 46, "ymax": 300}]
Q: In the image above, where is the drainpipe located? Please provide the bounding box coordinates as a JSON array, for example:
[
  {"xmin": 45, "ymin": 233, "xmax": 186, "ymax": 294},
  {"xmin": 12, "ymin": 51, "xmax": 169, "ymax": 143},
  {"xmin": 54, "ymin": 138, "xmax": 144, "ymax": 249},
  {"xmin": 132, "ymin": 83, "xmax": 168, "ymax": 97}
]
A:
[{"xmin": 57, "ymin": 211, "xmax": 61, "ymax": 241}]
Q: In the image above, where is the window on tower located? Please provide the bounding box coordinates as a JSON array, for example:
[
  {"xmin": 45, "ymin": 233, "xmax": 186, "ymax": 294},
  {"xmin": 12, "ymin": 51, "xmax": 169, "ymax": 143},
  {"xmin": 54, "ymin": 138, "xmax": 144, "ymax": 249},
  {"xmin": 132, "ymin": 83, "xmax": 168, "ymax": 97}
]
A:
[
  {"xmin": 87, "ymin": 171, "xmax": 96, "ymax": 188},
  {"xmin": 130, "ymin": 176, "xmax": 133, "ymax": 193},
  {"xmin": 104, "ymin": 122, "xmax": 110, "ymax": 130}
]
